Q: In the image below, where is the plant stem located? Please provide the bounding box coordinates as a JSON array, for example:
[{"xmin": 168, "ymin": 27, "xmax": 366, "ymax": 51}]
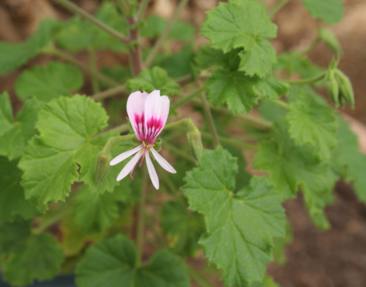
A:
[
  {"xmin": 188, "ymin": 266, "xmax": 212, "ymax": 287},
  {"xmin": 136, "ymin": 170, "xmax": 148, "ymax": 266},
  {"xmin": 92, "ymin": 85, "xmax": 126, "ymax": 101},
  {"xmin": 47, "ymin": 47, "xmax": 120, "ymax": 87},
  {"xmin": 201, "ymin": 131, "xmax": 254, "ymax": 149},
  {"xmin": 89, "ymin": 48, "xmax": 100, "ymax": 93},
  {"xmin": 144, "ymin": 0, "xmax": 189, "ymax": 67},
  {"xmin": 289, "ymin": 72, "xmax": 326, "ymax": 85},
  {"xmin": 32, "ymin": 205, "xmax": 71, "ymax": 235},
  {"xmin": 173, "ymin": 87, "xmax": 204, "ymax": 109},
  {"xmin": 270, "ymin": 0, "xmax": 290, "ymax": 17},
  {"xmin": 200, "ymin": 93, "xmax": 220, "ymax": 147},
  {"xmin": 164, "ymin": 142, "xmax": 197, "ymax": 164},
  {"xmin": 136, "ymin": 0, "xmax": 151, "ymax": 23},
  {"xmin": 128, "ymin": 15, "xmax": 143, "ymax": 75},
  {"xmin": 53, "ymin": 0, "xmax": 129, "ymax": 44}
]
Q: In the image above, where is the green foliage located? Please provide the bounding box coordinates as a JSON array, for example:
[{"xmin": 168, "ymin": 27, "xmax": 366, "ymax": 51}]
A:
[
  {"xmin": 0, "ymin": 220, "xmax": 30, "ymax": 257},
  {"xmin": 302, "ymin": 0, "xmax": 344, "ymax": 24},
  {"xmin": 19, "ymin": 96, "xmax": 109, "ymax": 205},
  {"xmin": 0, "ymin": 20, "xmax": 59, "ymax": 75},
  {"xmin": 127, "ymin": 67, "xmax": 180, "ymax": 95},
  {"xmin": 76, "ymin": 235, "xmax": 190, "ymax": 287},
  {"xmin": 183, "ymin": 148, "xmax": 286, "ymax": 286},
  {"xmin": 3, "ymin": 234, "xmax": 64, "ymax": 287},
  {"xmin": 287, "ymin": 87, "xmax": 337, "ymax": 160},
  {"xmin": 332, "ymin": 118, "xmax": 366, "ymax": 202},
  {"xmin": 202, "ymin": 0, "xmax": 277, "ymax": 77},
  {"xmin": 161, "ymin": 200, "xmax": 204, "ymax": 256},
  {"xmin": 15, "ymin": 61, "xmax": 83, "ymax": 102},
  {"xmin": 56, "ymin": 2, "xmax": 128, "ymax": 52},
  {"xmin": 254, "ymin": 123, "xmax": 337, "ymax": 229},
  {"xmin": 0, "ymin": 157, "xmax": 36, "ymax": 222},
  {"xmin": 73, "ymin": 183, "xmax": 131, "ymax": 232},
  {"xmin": 327, "ymin": 68, "xmax": 355, "ymax": 108}
]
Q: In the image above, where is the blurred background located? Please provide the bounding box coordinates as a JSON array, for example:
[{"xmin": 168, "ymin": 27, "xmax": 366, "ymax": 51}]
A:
[{"xmin": 0, "ymin": 0, "xmax": 365, "ymax": 286}]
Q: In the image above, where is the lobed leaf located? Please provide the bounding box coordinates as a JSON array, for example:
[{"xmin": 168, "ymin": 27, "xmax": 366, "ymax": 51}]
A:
[
  {"xmin": 302, "ymin": 0, "xmax": 344, "ymax": 24},
  {"xmin": 183, "ymin": 148, "xmax": 286, "ymax": 286},
  {"xmin": 76, "ymin": 235, "xmax": 189, "ymax": 287}
]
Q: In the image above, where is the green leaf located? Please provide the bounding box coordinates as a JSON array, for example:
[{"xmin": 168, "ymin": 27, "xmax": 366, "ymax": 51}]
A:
[
  {"xmin": 0, "ymin": 157, "xmax": 36, "ymax": 222},
  {"xmin": 73, "ymin": 183, "xmax": 131, "ymax": 232},
  {"xmin": 332, "ymin": 118, "xmax": 366, "ymax": 202},
  {"xmin": 183, "ymin": 148, "xmax": 286, "ymax": 286},
  {"xmin": 207, "ymin": 69, "xmax": 284, "ymax": 114},
  {"xmin": 3, "ymin": 234, "xmax": 64, "ymax": 287},
  {"xmin": 319, "ymin": 29, "xmax": 342, "ymax": 55},
  {"xmin": 0, "ymin": 220, "xmax": 30, "ymax": 257},
  {"xmin": 56, "ymin": 3, "xmax": 128, "ymax": 52},
  {"xmin": 0, "ymin": 93, "xmax": 42, "ymax": 159},
  {"xmin": 302, "ymin": 0, "xmax": 344, "ymax": 23},
  {"xmin": 287, "ymin": 87, "xmax": 337, "ymax": 160},
  {"xmin": 127, "ymin": 67, "xmax": 179, "ymax": 96},
  {"xmin": 254, "ymin": 124, "xmax": 337, "ymax": 229},
  {"xmin": 15, "ymin": 61, "xmax": 83, "ymax": 102},
  {"xmin": 161, "ymin": 201, "xmax": 204, "ymax": 256},
  {"xmin": 76, "ymin": 235, "xmax": 190, "ymax": 287},
  {"xmin": 0, "ymin": 20, "xmax": 59, "ymax": 75},
  {"xmin": 238, "ymin": 39, "xmax": 276, "ymax": 77},
  {"xmin": 156, "ymin": 46, "xmax": 194, "ymax": 78},
  {"xmin": 19, "ymin": 96, "xmax": 108, "ymax": 205},
  {"xmin": 202, "ymin": 0, "xmax": 277, "ymax": 77}
]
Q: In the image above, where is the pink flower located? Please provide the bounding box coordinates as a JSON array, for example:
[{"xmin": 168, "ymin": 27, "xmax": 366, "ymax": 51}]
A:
[{"xmin": 110, "ymin": 90, "xmax": 176, "ymax": 189}]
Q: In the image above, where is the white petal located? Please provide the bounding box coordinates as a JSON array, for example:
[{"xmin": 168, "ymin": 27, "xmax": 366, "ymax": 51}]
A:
[
  {"xmin": 116, "ymin": 150, "xmax": 144, "ymax": 181},
  {"xmin": 145, "ymin": 152, "xmax": 159, "ymax": 190},
  {"xmin": 127, "ymin": 91, "xmax": 148, "ymax": 138},
  {"xmin": 109, "ymin": 145, "xmax": 142, "ymax": 166},
  {"xmin": 144, "ymin": 90, "xmax": 162, "ymax": 130},
  {"xmin": 155, "ymin": 96, "xmax": 170, "ymax": 138},
  {"xmin": 151, "ymin": 148, "xmax": 176, "ymax": 174}
]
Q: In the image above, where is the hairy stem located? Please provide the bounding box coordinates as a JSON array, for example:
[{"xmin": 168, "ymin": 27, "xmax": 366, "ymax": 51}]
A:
[
  {"xmin": 200, "ymin": 93, "xmax": 220, "ymax": 147},
  {"xmin": 144, "ymin": 0, "xmax": 189, "ymax": 67},
  {"xmin": 136, "ymin": 0, "xmax": 151, "ymax": 23},
  {"xmin": 89, "ymin": 48, "xmax": 100, "ymax": 93},
  {"xmin": 270, "ymin": 0, "xmax": 290, "ymax": 17},
  {"xmin": 188, "ymin": 266, "xmax": 212, "ymax": 287},
  {"xmin": 289, "ymin": 71, "xmax": 327, "ymax": 85},
  {"xmin": 128, "ymin": 16, "xmax": 143, "ymax": 75},
  {"xmin": 92, "ymin": 85, "xmax": 126, "ymax": 101},
  {"xmin": 53, "ymin": 0, "xmax": 129, "ymax": 43},
  {"xmin": 32, "ymin": 204, "xmax": 71, "ymax": 235}
]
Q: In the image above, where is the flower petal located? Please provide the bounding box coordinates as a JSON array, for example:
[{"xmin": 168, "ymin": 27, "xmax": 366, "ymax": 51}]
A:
[
  {"xmin": 151, "ymin": 148, "xmax": 176, "ymax": 174},
  {"xmin": 127, "ymin": 91, "xmax": 148, "ymax": 139},
  {"xmin": 116, "ymin": 150, "xmax": 144, "ymax": 181},
  {"xmin": 109, "ymin": 145, "xmax": 142, "ymax": 166},
  {"xmin": 145, "ymin": 152, "xmax": 159, "ymax": 190},
  {"xmin": 155, "ymin": 95, "xmax": 170, "ymax": 137}
]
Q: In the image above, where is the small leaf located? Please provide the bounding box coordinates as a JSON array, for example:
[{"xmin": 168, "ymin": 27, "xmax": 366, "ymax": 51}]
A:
[
  {"xmin": 302, "ymin": 0, "xmax": 344, "ymax": 24},
  {"xmin": 127, "ymin": 67, "xmax": 179, "ymax": 96},
  {"xmin": 15, "ymin": 61, "xmax": 83, "ymax": 102},
  {"xmin": 287, "ymin": 87, "xmax": 337, "ymax": 160},
  {"xmin": 75, "ymin": 235, "xmax": 190, "ymax": 287},
  {"xmin": 319, "ymin": 29, "xmax": 342, "ymax": 55},
  {"xmin": 3, "ymin": 234, "xmax": 64, "ymax": 287},
  {"xmin": 183, "ymin": 148, "xmax": 286, "ymax": 286}
]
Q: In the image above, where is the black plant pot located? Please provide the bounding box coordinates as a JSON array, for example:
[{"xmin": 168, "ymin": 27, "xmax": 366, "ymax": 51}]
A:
[{"xmin": 0, "ymin": 276, "xmax": 75, "ymax": 287}]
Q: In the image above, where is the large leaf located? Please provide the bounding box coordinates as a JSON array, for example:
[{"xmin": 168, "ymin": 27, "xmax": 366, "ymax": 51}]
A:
[
  {"xmin": 19, "ymin": 96, "xmax": 109, "ymax": 205},
  {"xmin": 0, "ymin": 220, "xmax": 30, "ymax": 257},
  {"xmin": 202, "ymin": 0, "xmax": 277, "ymax": 77},
  {"xmin": 183, "ymin": 148, "xmax": 286, "ymax": 286},
  {"xmin": 302, "ymin": 0, "xmax": 344, "ymax": 24},
  {"xmin": 15, "ymin": 61, "xmax": 83, "ymax": 102},
  {"xmin": 75, "ymin": 235, "xmax": 189, "ymax": 287},
  {"xmin": 3, "ymin": 234, "xmax": 64, "ymax": 287}
]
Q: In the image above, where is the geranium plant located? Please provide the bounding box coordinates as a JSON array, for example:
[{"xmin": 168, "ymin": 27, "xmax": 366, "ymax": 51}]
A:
[{"xmin": 0, "ymin": 0, "xmax": 364, "ymax": 286}]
